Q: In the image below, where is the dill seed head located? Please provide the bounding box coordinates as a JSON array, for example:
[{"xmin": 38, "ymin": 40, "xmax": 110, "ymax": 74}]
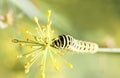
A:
[
  {"xmin": 12, "ymin": 39, "xmax": 19, "ymax": 43},
  {"xmin": 25, "ymin": 68, "xmax": 29, "ymax": 74},
  {"xmin": 54, "ymin": 65, "xmax": 59, "ymax": 71},
  {"xmin": 13, "ymin": 10, "xmax": 73, "ymax": 78},
  {"xmin": 41, "ymin": 72, "xmax": 45, "ymax": 78},
  {"xmin": 67, "ymin": 63, "xmax": 73, "ymax": 69},
  {"xmin": 16, "ymin": 55, "xmax": 23, "ymax": 59}
]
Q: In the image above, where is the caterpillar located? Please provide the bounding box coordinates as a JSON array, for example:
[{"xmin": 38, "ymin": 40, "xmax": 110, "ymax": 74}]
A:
[{"xmin": 51, "ymin": 34, "xmax": 99, "ymax": 53}]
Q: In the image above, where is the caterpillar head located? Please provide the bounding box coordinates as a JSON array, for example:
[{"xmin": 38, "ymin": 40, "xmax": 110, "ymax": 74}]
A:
[
  {"xmin": 51, "ymin": 34, "xmax": 66, "ymax": 49},
  {"xmin": 51, "ymin": 37, "xmax": 60, "ymax": 49}
]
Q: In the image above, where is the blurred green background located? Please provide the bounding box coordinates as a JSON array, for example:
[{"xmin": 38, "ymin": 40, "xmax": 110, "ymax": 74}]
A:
[{"xmin": 0, "ymin": 0, "xmax": 120, "ymax": 78}]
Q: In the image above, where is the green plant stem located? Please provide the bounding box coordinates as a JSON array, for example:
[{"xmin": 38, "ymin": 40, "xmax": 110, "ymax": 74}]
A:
[{"xmin": 98, "ymin": 48, "xmax": 120, "ymax": 53}]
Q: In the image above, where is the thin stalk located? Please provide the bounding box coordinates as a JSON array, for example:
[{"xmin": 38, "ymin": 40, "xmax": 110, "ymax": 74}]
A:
[
  {"xmin": 42, "ymin": 48, "xmax": 48, "ymax": 73},
  {"xmin": 23, "ymin": 47, "xmax": 42, "ymax": 58},
  {"xmin": 34, "ymin": 17, "xmax": 44, "ymax": 37},
  {"xmin": 18, "ymin": 40, "xmax": 44, "ymax": 46},
  {"xmin": 26, "ymin": 51, "xmax": 41, "ymax": 69},
  {"xmin": 98, "ymin": 48, "xmax": 120, "ymax": 53}
]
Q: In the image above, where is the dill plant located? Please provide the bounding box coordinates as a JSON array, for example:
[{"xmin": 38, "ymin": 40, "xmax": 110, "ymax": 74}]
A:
[{"xmin": 12, "ymin": 10, "xmax": 73, "ymax": 78}]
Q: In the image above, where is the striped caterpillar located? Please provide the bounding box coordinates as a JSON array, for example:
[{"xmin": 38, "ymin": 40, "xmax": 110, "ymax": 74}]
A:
[{"xmin": 51, "ymin": 34, "xmax": 99, "ymax": 53}]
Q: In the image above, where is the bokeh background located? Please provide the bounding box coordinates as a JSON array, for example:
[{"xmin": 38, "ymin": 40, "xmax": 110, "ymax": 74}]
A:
[{"xmin": 0, "ymin": 0, "xmax": 120, "ymax": 78}]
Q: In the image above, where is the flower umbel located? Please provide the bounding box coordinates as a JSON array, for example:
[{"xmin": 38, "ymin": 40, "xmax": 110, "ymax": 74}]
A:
[{"xmin": 12, "ymin": 10, "xmax": 72, "ymax": 78}]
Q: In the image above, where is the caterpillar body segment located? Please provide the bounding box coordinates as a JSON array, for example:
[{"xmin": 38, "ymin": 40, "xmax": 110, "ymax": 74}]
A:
[{"xmin": 51, "ymin": 35, "xmax": 98, "ymax": 53}]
